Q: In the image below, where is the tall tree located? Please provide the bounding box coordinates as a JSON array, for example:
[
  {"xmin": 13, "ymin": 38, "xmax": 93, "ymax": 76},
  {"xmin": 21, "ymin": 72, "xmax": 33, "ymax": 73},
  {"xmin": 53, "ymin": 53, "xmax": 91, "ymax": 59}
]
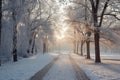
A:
[
  {"xmin": 85, "ymin": 0, "xmax": 91, "ymax": 59},
  {"xmin": 0, "ymin": 0, "xmax": 2, "ymax": 45},
  {"xmin": 11, "ymin": 0, "xmax": 23, "ymax": 62},
  {"xmin": 89, "ymin": 0, "xmax": 110, "ymax": 62},
  {"xmin": 12, "ymin": 9, "xmax": 18, "ymax": 62},
  {"xmin": 70, "ymin": 0, "xmax": 120, "ymax": 62}
]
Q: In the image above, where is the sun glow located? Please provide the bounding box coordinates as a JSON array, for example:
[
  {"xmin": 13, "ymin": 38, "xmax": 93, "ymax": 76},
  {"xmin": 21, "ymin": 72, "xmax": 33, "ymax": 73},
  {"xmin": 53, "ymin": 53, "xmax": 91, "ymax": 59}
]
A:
[
  {"xmin": 56, "ymin": 27, "xmax": 68, "ymax": 40},
  {"xmin": 56, "ymin": 34, "xmax": 65, "ymax": 40},
  {"xmin": 62, "ymin": 27, "xmax": 68, "ymax": 32}
]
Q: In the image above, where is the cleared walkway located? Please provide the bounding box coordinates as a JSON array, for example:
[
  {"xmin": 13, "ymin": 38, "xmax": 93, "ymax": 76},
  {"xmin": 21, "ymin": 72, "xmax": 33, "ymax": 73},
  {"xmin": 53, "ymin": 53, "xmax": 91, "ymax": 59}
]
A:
[
  {"xmin": 30, "ymin": 54, "xmax": 89, "ymax": 80},
  {"xmin": 43, "ymin": 54, "xmax": 77, "ymax": 80}
]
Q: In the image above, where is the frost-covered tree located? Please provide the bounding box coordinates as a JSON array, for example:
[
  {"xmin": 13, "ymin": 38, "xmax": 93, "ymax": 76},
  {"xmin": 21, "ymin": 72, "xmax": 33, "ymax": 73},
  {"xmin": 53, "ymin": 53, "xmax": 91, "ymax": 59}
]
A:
[
  {"xmin": 0, "ymin": 0, "xmax": 2, "ymax": 45},
  {"xmin": 0, "ymin": 0, "xmax": 56, "ymax": 63},
  {"xmin": 88, "ymin": 0, "xmax": 120, "ymax": 62},
  {"xmin": 66, "ymin": 0, "xmax": 120, "ymax": 62},
  {"xmin": 65, "ymin": 1, "xmax": 92, "ymax": 59}
]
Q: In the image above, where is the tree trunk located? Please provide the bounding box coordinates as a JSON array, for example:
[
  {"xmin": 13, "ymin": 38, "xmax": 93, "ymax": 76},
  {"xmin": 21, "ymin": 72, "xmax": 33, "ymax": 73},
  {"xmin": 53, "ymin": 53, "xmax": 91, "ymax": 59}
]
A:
[
  {"xmin": 35, "ymin": 45, "xmax": 37, "ymax": 53},
  {"xmin": 73, "ymin": 27, "xmax": 77, "ymax": 54},
  {"xmin": 0, "ymin": 0, "xmax": 2, "ymax": 45},
  {"xmin": 12, "ymin": 10, "xmax": 18, "ymax": 62},
  {"xmin": 92, "ymin": 8, "xmax": 101, "ymax": 62},
  {"xmin": 94, "ymin": 31, "xmax": 101, "ymax": 62},
  {"xmin": 27, "ymin": 33, "xmax": 36, "ymax": 54},
  {"xmin": 27, "ymin": 38, "xmax": 32, "ymax": 54},
  {"xmin": 13, "ymin": 49, "xmax": 17, "ymax": 62},
  {"xmin": 13, "ymin": 25, "xmax": 18, "ymax": 62},
  {"xmin": 31, "ymin": 35, "xmax": 36, "ymax": 54},
  {"xmin": 86, "ymin": 40, "xmax": 90, "ymax": 59},
  {"xmin": 80, "ymin": 42, "xmax": 83, "ymax": 56},
  {"xmin": 0, "ymin": 0, "xmax": 2, "ymax": 66},
  {"xmin": 43, "ymin": 42, "xmax": 46, "ymax": 54},
  {"xmin": 81, "ymin": 40, "xmax": 87, "ymax": 56},
  {"xmin": 76, "ymin": 41, "xmax": 79, "ymax": 54},
  {"xmin": 73, "ymin": 41, "xmax": 76, "ymax": 54}
]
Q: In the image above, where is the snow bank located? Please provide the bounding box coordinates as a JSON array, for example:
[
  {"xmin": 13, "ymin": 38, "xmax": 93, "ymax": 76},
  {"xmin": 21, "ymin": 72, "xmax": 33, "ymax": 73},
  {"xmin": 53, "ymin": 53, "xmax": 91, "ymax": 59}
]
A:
[
  {"xmin": 0, "ymin": 53, "xmax": 58, "ymax": 80},
  {"xmin": 91, "ymin": 54, "xmax": 120, "ymax": 60},
  {"xmin": 71, "ymin": 54, "xmax": 120, "ymax": 80}
]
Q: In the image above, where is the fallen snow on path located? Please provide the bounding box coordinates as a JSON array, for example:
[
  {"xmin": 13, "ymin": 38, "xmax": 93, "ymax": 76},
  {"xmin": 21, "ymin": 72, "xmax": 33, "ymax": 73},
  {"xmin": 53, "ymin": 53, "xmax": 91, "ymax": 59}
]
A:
[
  {"xmin": 43, "ymin": 54, "xmax": 77, "ymax": 80},
  {"xmin": 0, "ymin": 53, "xmax": 58, "ymax": 80},
  {"xmin": 71, "ymin": 54, "xmax": 120, "ymax": 80}
]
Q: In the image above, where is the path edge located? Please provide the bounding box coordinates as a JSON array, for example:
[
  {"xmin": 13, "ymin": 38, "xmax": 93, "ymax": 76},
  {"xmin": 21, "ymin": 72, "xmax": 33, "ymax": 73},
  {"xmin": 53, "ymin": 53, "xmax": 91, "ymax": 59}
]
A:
[{"xmin": 29, "ymin": 55, "xmax": 59, "ymax": 80}]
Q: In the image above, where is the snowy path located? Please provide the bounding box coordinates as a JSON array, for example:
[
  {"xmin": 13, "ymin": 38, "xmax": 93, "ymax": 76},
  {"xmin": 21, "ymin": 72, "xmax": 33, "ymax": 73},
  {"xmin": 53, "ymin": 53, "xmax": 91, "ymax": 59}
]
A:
[
  {"xmin": 43, "ymin": 54, "xmax": 77, "ymax": 80},
  {"xmin": 0, "ymin": 53, "xmax": 58, "ymax": 80},
  {"xmin": 69, "ymin": 55, "xmax": 90, "ymax": 80}
]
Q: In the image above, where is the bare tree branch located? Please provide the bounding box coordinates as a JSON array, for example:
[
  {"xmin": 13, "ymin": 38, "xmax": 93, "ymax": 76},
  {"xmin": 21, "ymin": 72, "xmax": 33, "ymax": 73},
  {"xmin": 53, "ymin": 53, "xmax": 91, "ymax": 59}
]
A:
[
  {"xmin": 99, "ymin": 0, "xmax": 110, "ymax": 27},
  {"xmin": 104, "ymin": 13, "xmax": 120, "ymax": 21},
  {"xmin": 70, "ymin": 1, "xmax": 92, "ymax": 13}
]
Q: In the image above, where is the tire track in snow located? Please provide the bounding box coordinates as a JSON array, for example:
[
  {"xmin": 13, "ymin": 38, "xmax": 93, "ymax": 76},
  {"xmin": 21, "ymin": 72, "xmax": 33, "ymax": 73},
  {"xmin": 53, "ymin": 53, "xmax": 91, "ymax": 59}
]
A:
[
  {"xmin": 69, "ymin": 54, "xmax": 90, "ymax": 80},
  {"xmin": 30, "ymin": 55, "xmax": 59, "ymax": 80},
  {"xmin": 43, "ymin": 54, "xmax": 77, "ymax": 80}
]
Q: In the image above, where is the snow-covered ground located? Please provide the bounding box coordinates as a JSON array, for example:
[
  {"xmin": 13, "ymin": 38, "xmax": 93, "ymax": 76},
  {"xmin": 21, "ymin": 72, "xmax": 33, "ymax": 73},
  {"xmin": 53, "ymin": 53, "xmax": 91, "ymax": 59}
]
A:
[
  {"xmin": 90, "ymin": 52, "xmax": 120, "ymax": 60},
  {"xmin": 0, "ymin": 53, "xmax": 58, "ymax": 80},
  {"xmin": 43, "ymin": 54, "xmax": 77, "ymax": 80},
  {"xmin": 71, "ymin": 53, "xmax": 120, "ymax": 80},
  {"xmin": 1, "ymin": 51, "xmax": 120, "ymax": 80}
]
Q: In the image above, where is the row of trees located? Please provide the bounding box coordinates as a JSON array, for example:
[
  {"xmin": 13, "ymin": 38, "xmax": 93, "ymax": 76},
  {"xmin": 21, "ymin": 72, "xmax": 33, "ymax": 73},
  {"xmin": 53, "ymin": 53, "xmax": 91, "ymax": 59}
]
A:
[
  {"xmin": 65, "ymin": 0, "xmax": 120, "ymax": 62},
  {"xmin": 0, "ymin": 0, "xmax": 58, "ymax": 63},
  {"xmin": 0, "ymin": 0, "xmax": 120, "ymax": 64}
]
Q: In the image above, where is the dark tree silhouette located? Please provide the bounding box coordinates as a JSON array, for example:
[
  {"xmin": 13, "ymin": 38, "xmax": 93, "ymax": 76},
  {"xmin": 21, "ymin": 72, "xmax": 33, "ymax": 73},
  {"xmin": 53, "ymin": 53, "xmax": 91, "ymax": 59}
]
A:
[
  {"xmin": 12, "ymin": 11, "xmax": 18, "ymax": 62},
  {"xmin": 89, "ymin": 0, "xmax": 110, "ymax": 62},
  {"xmin": 0, "ymin": 0, "xmax": 2, "ymax": 45}
]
